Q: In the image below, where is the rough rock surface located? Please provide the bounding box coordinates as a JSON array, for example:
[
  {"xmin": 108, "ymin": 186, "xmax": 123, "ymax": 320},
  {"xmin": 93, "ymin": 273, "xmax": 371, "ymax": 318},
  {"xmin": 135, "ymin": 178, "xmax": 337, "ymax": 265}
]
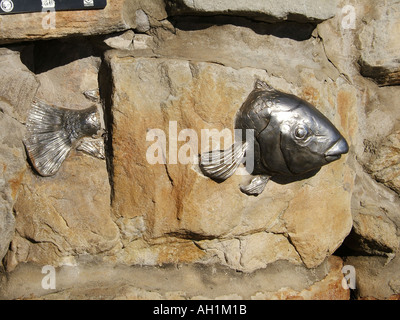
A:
[
  {"xmin": 0, "ymin": 256, "xmax": 348, "ymax": 300},
  {"xmin": 0, "ymin": 48, "xmax": 35, "ymax": 262},
  {"xmin": 0, "ymin": 0, "xmax": 129, "ymax": 44},
  {"xmin": 166, "ymin": 0, "xmax": 339, "ymax": 23},
  {"xmin": 358, "ymin": 0, "xmax": 400, "ymax": 86},
  {"xmin": 0, "ymin": 48, "xmax": 39, "ymax": 123},
  {"xmin": 0, "ymin": 0, "xmax": 399, "ymax": 300},
  {"xmin": 151, "ymin": 23, "xmax": 340, "ymax": 84},
  {"xmin": 0, "ymin": 175, "xmax": 15, "ymax": 263},
  {"xmin": 5, "ymin": 153, "xmax": 120, "ymax": 269},
  {"xmin": 0, "ymin": 0, "xmax": 168, "ymax": 44},
  {"xmin": 345, "ymin": 254, "xmax": 400, "ymax": 299},
  {"xmin": 363, "ymin": 131, "xmax": 400, "ymax": 195},
  {"xmin": 0, "ymin": 117, "xmax": 25, "ymax": 262}
]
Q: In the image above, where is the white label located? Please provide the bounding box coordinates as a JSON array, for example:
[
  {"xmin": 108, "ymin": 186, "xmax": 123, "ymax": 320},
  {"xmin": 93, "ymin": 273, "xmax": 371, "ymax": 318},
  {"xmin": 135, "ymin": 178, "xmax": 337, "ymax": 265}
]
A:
[
  {"xmin": 83, "ymin": 0, "xmax": 94, "ymax": 7},
  {"xmin": 0, "ymin": 0, "xmax": 14, "ymax": 12},
  {"xmin": 41, "ymin": 0, "xmax": 55, "ymax": 9}
]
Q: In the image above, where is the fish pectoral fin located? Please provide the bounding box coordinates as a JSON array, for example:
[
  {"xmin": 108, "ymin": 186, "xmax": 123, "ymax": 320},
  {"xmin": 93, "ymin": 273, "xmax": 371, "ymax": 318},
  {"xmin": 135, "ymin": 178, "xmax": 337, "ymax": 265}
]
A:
[
  {"xmin": 76, "ymin": 138, "xmax": 106, "ymax": 160},
  {"xmin": 83, "ymin": 89, "xmax": 100, "ymax": 103},
  {"xmin": 254, "ymin": 79, "xmax": 274, "ymax": 91},
  {"xmin": 199, "ymin": 142, "xmax": 248, "ymax": 182},
  {"xmin": 240, "ymin": 175, "xmax": 270, "ymax": 196}
]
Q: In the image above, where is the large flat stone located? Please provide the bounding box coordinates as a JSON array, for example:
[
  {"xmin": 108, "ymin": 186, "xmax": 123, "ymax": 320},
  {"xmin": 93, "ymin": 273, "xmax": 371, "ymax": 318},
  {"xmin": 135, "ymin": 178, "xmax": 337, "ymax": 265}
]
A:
[
  {"xmin": 0, "ymin": 256, "xmax": 349, "ymax": 300},
  {"xmin": 0, "ymin": 0, "xmax": 167, "ymax": 44},
  {"xmin": 166, "ymin": 0, "xmax": 339, "ymax": 23}
]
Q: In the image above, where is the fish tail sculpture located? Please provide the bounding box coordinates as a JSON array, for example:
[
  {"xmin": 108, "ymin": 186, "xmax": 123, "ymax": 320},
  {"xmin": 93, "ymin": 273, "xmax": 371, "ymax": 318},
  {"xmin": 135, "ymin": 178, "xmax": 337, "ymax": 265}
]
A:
[
  {"xmin": 24, "ymin": 100, "xmax": 102, "ymax": 177},
  {"xmin": 199, "ymin": 80, "xmax": 349, "ymax": 196}
]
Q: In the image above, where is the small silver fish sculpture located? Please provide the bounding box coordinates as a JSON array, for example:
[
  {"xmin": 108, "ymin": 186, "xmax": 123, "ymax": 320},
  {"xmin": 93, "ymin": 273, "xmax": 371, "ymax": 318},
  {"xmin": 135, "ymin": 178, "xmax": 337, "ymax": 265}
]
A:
[
  {"xmin": 24, "ymin": 95, "xmax": 103, "ymax": 177},
  {"xmin": 199, "ymin": 80, "xmax": 349, "ymax": 196}
]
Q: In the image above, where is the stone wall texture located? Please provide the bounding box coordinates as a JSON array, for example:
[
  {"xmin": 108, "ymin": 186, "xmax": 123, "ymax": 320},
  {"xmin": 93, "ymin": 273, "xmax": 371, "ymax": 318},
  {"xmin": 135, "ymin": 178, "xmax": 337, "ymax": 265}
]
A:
[{"xmin": 0, "ymin": 0, "xmax": 399, "ymax": 300}]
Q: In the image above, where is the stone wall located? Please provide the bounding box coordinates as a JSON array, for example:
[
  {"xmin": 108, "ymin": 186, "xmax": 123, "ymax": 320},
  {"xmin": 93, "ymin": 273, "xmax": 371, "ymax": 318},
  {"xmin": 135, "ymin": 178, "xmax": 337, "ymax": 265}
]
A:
[{"xmin": 0, "ymin": 0, "xmax": 399, "ymax": 300}]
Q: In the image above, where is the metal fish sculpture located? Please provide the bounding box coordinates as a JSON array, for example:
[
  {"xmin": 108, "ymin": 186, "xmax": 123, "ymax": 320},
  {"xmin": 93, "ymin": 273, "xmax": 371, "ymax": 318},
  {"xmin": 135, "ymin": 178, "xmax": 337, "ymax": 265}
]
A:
[
  {"xmin": 24, "ymin": 98, "xmax": 103, "ymax": 177},
  {"xmin": 199, "ymin": 80, "xmax": 349, "ymax": 196}
]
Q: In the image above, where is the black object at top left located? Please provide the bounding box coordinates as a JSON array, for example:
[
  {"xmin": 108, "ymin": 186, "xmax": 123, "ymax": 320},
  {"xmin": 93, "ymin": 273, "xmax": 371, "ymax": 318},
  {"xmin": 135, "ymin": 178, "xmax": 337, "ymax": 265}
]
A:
[{"xmin": 0, "ymin": 0, "xmax": 107, "ymax": 14}]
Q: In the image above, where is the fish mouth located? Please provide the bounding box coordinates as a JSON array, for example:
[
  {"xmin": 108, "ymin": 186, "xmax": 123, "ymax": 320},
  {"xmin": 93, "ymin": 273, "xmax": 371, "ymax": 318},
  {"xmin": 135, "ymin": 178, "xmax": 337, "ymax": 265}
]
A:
[
  {"xmin": 325, "ymin": 154, "xmax": 342, "ymax": 162},
  {"xmin": 324, "ymin": 137, "xmax": 349, "ymax": 163}
]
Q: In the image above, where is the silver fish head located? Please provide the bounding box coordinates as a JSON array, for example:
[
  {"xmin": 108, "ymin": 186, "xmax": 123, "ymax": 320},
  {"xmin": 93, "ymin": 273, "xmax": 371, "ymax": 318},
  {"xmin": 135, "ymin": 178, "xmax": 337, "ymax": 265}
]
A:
[
  {"xmin": 275, "ymin": 98, "xmax": 349, "ymax": 175},
  {"xmin": 236, "ymin": 80, "xmax": 349, "ymax": 176}
]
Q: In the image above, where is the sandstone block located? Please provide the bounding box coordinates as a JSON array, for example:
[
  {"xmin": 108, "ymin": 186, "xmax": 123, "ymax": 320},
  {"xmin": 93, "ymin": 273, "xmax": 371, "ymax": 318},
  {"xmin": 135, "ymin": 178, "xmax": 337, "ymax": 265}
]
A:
[
  {"xmin": 7, "ymin": 153, "xmax": 120, "ymax": 269},
  {"xmin": 0, "ymin": 255, "xmax": 349, "ymax": 300},
  {"xmin": 3, "ymin": 44, "xmax": 119, "ymax": 269},
  {"xmin": 0, "ymin": 48, "xmax": 39, "ymax": 123},
  {"xmin": 363, "ymin": 131, "xmax": 400, "ymax": 195},
  {"xmin": 167, "ymin": 0, "xmax": 338, "ymax": 23},
  {"xmin": 359, "ymin": 1, "xmax": 400, "ymax": 86},
  {"xmin": 0, "ymin": 0, "xmax": 167, "ymax": 44},
  {"xmin": 0, "ymin": 48, "xmax": 36, "ymax": 262},
  {"xmin": 108, "ymin": 55, "xmax": 354, "ymax": 270},
  {"xmin": 0, "ymin": 114, "xmax": 26, "ymax": 262},
  {"xmin": 0, "ymin": 176, "xmax": 15, "ymax": 262}
]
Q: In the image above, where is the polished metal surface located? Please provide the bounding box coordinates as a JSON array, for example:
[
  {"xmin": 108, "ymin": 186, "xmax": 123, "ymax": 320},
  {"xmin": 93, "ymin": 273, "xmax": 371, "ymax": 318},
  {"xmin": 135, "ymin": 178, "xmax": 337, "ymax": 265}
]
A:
[
  {"xmin": 199, "ymin": 80, "xmax": 349, "ymax": 196},
  {"xmin": 24, "ymin": 100, "xmax": 102, "ymax": 176},
  {"xmin": 76, "ymin": 137, "xmax": 105, "ymax": 160},
  {"xmin": 83, "ymin": 88, "xmax": 100, "ymax": 103},
  {"xmin": 200, "ymin": 141, "xmax": 248, "ymax": 182}
]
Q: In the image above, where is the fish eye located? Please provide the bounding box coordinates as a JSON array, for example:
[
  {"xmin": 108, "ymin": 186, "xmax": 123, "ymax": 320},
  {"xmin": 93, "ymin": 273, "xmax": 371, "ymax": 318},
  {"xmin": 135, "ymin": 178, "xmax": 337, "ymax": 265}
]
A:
[{"xmin": 294, "ymin": 125, "xmax": 309, "ymax": 140}]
